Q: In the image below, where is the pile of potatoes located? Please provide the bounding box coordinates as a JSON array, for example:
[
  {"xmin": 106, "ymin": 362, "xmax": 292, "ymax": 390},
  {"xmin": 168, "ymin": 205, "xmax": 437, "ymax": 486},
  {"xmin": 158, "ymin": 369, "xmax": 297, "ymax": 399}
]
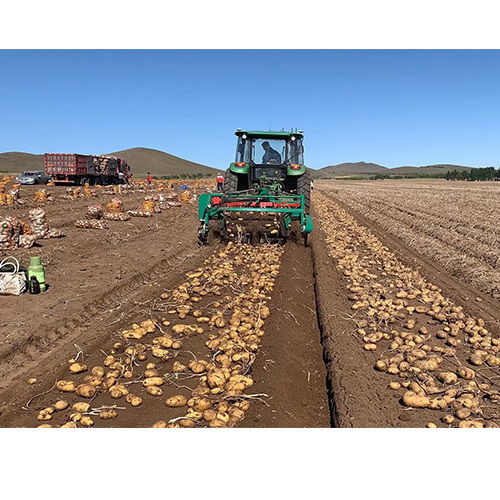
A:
[
  {"xmin": 37, "ymin": 242, "xmax": 283, "ymax": 428},
  {"xmin": 316, "ymin": 192, "xmax": 500, "ymax": 428}
]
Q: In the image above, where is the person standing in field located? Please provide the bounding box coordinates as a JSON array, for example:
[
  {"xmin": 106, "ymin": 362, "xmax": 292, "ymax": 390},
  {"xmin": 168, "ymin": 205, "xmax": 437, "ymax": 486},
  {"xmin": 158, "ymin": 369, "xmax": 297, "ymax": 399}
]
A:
[
  {"xmin": 216, "ymin": 173, "xmax": 224, "ymax": 191},
  {"xmin": 147, "ymin": 172, "xmax": 152, "ymax": 186}
]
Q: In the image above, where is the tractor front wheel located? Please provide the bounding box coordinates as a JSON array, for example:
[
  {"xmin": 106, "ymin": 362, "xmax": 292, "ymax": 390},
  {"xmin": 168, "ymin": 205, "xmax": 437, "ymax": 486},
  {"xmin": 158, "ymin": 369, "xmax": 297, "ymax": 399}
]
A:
[{"xmin": 223, "ymin": 169, "xmax": 238, "ymax": 193}]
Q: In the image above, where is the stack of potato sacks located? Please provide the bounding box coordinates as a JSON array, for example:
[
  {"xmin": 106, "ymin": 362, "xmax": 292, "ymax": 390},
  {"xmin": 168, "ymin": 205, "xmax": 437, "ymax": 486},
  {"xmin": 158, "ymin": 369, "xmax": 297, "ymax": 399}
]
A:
[
  {"xmin": 0, "ymin": 216, "xmax": 37, "ymax": 249},
  {"xmin": 0, "ymin": 208, "xmax": 63, "ymax": 249},
  {"xmin": 29, "ymin": 208, "xmax": 64, "ymax": 239},
  {"xmin": 75, "ymin": 204, "xmax": 109, "ymax": 229},
  {"xmin": 126, "ymin": 196, "xmax": 155, "ymax": 217},
  {"xmin": 0, "ymin": 181, "xmax": 24, "ymax": 206},
  {"xmin": 104, "ymin": 198, "xmax": 130, "ymax": 221},
  {"xmin": 34, "ymin": 189, "xmax": 52, "ymax": 203}
]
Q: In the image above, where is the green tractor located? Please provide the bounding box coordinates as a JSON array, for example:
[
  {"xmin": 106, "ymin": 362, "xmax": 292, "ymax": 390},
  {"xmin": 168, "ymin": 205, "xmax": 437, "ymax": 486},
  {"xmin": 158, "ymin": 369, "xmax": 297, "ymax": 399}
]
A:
[{"xmin": 198, "ymin": 129, "xmax": 313, "ymax": 245}]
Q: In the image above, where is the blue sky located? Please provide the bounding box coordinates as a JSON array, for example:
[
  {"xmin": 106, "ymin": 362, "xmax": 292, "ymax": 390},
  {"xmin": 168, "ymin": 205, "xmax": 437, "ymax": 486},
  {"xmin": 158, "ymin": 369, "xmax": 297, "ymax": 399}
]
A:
[{"xmin": 2, "ymin": 49, "xmax": 500, "ymax": 170}]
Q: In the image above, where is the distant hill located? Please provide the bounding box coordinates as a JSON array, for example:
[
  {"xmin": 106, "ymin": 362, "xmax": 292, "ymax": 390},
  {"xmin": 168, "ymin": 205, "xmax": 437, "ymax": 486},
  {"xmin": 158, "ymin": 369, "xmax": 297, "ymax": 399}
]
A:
[
  {"xmin": 0, "ymin": 152, "xmax": 45, "ymax": 174},
  {"xmin": 311, "ymin": 162, "xmax": 476, "ymax": 179},
  {"xmin": 0, "ymin": 148, "xmax": 221, "ymax": 178},
  {"xmin": 390, "ymin": 164, "xmax": 474, "ymax": 175},
  {"xmin": 0, "ymin": 150, "xmax": 477, "ymax": 180},
  {"xmin": 311, "ymin": 162, "xmax": 386, "ymax": 179}
]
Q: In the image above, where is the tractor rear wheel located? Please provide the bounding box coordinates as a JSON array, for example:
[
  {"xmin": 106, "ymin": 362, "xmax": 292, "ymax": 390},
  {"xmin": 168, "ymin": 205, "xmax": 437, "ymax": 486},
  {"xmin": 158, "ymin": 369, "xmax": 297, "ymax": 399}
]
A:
[{"xmin": 297, "ymin": 169, "xmax": 311, "ymax": 214}]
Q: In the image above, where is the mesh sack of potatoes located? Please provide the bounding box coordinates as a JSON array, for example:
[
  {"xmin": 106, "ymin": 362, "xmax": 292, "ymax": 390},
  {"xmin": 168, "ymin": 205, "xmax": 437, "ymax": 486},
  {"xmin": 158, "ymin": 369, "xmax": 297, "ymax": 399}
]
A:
[
  {"xmin": 102, "ymin": 212, "xmax": 131, "ymax": 221},
  {"xmin": 0, "ymin": 194, "xmax": 14, "ymax": 206},
  {"xmin": 74, "ymin": 219, "xmax": 109, "ymax": 229},
  {"xmin": 142, "ymin": 200, "xmax": 156, "ymax": 212},
  {"xmin": 85, "ymin": 204, "xmax": 104, "ymax": 219},
  {"xmin": 106, "ymin": 198, "xmax": 123, "ymax": 213},
  {"xmin": 126, "ymin": 210, "xmax": 153, "ymax": 217},
  {"xmin": 34, "ymin": 190, "xmax": 50, "ymax": 203}
]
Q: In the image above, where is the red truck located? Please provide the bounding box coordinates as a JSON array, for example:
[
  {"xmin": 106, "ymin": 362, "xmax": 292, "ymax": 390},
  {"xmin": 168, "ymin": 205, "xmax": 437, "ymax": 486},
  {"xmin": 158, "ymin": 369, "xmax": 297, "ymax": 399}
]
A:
[{"xmin": 44, "ymin": 153, "xmax": 130, "ymax": 185}]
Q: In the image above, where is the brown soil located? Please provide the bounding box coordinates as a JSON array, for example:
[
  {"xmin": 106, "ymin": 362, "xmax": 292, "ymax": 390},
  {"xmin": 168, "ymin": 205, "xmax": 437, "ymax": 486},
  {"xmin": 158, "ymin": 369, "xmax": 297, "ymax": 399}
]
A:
[
  {"xmin": 3, "ymin": 183, "xmax": 498, "ymax": 429},
  {"xmin": 313, "ymin": 190, "xmax": 500, "ymax": 428},
  {"xmin": 0, "ymin": 185, "xmax": 330, "ymax": 428}
]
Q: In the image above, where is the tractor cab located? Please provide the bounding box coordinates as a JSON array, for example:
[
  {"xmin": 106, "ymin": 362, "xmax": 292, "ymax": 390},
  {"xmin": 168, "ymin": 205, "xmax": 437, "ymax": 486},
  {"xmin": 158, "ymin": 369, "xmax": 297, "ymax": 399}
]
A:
[{"xmin": 232, "ymin": 130, "xmax": 306, "ymax": 189}]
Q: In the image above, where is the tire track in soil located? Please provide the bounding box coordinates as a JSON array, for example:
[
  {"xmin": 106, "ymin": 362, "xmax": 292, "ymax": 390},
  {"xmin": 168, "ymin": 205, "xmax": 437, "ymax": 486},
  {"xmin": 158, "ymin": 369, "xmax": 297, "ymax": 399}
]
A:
[
  {"xmin": 311, "ymin": 207, "xmax": 404, "ymax": 427},
  {"xmin": 241, "ymin": 242, "xmax": 331, "ymax": 428}
]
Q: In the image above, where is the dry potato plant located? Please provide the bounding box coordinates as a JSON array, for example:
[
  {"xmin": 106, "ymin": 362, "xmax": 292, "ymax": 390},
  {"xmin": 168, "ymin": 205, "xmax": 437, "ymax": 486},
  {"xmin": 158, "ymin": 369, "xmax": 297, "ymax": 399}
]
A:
[
  {"xmin": 318, "ymin": 180, "xmax": 500, "ymax": 299},
  {"xmin": 315, "ymin": 191, "xmax": 500, "ymax": 428}
]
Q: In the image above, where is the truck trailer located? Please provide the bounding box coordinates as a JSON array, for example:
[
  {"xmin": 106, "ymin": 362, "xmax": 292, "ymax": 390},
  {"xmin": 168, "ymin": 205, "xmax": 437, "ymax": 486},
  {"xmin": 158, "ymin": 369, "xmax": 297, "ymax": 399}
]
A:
[{"xmin": 44, "ymin": 153, "xmax": 130, "ymax": 186}]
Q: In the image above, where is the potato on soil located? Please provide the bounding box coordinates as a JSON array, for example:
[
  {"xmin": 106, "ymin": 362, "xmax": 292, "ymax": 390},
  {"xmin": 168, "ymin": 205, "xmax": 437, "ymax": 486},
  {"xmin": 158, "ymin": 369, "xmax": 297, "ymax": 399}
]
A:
[
  {"xmin": 103, "ymin": 355, "xmax": 115, "ymax": 367},
  {"xmin": 153, "ymin": 336, "xmax": 173, "ymax": 348},
  {"xmin": 457, "ymin": 367, "xmax": 476, "ymax": 380},
  {"xmin": 152, "ymin": 346, "xmax": 169, "ymax": 359},
  {"xmin": 165, "ymin": 395, "xmax": 188, "ymax": 407},
  {"xmin": 209, "ymin": 418, "xmax": 227, "ymax": 428},
  {"xmin": 185, "ymin": 410, "xmax": 204, "ymax": 421},
  {"xmin": 188, "ymin": 397, "xmax": 211, "ymax": 412},
  {"xmin": 146, "ymin": 386, "xmax": 163, "ymax": 397},
  {"xmin": 53, "ymin": 400, "xmax": 69, "ymax": 411},
  {"xmin": 91, "ymin": 366, "xmax": 105, "ymax": 378},
  {"xmin": 152, "ymin": 420, "xmax": 167, "ymax": 428},
  {"xmin": 72, "ymin": 402, "xmax": 91, "ymax": 413},
  {"xmin": 142, "ymin": 377, "xmax": 164, "ymax": 387},
  {"xmin": 179, "ymin": 418, "xmax": 196, "ymax": 428},
  {"xmin": 188, "ymin": 361, "xmax": 206, "ymax": 374},
  {"xmin": 172, "ymin": 361, "xmax": 187, "ymax": 373},
  {"xmin": 99, "ymin": 409, "xmax": 118, "ymax": 420},
  {"xmin": 437, "ymin": 372, "xmax": 458, "ymax": 385},
  {"xmin": 69, "ymin": 412, "xmax": 82, "ymax": 422},
  {"xmin": 234, "ymin": 400, "xmax": 251, "ymax": 411},
  {"xmin": 37, "ymin": 410, "xmax": 53, "ymax": 421},
  {"xmin": 228, "ymin": 406, "xmax": 246, "ymax": 421},
  {"xmin": 101, "ymin": 377, "xmax": 117, "ymax": 390},
  {"xmin": 129, "ymin": 396, "xmax": 143, "ymax": 407},
  {"xmin": 80, "ymin": 416, "xmax": 95, "ymax": 427},
  {"xmin": 207, "ymin": 368, "xmax": 228, "ymax": 389},
  {"xmin": 109, "ymin": 384, "xmax": 129, "ymax": 399},
  {"xmin": 75, "ymin": 384, "xmax": 97, "ymax": 398},
  {"xmin": 203, "ymin": 409, "xmax": 218, "ymax": 422},
  {"xmin": 56, "ymin": 380, "xmax": 77, "ymax": 392},
  {"xmin": 455, "ymin": 408, "xmax": 472, "ymax": 420},
  {"xmin": 69, "ymin": 362, "xmax": 88, "ymax": 374},
  {"xmin": 84, "ymin": 375, "xmax": 103, "ymax": 387},
  {"xmin": 171, "ymin": 340, "xmax": 183, "ymax": 350},
  {"xmin": 402, "ymin": 391, "xmax": 430, "ymax": 408},
  {"xmin": 458, "ymin": 420, "xmax": 484, "ymax": 428}
]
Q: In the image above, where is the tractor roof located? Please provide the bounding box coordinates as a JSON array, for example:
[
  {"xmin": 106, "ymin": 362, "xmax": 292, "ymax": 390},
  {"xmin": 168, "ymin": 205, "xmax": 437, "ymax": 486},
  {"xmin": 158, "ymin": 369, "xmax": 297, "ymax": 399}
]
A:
[{"xmin": 235, "ymin": 129, "xmax": 304, "ymax": 140}]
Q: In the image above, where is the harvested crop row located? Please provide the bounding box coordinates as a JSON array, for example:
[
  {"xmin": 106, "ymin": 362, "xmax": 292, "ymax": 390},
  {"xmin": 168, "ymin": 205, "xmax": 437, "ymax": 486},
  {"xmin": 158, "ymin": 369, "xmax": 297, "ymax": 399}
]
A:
[
  {"xmin": 318, "ymin": 181, "xmax": 500, "ymax": 299},
  {"xmin": 314, "ymin": 191, "xmax": 500, "ymax": 428},
  {"xmin": 29, "ymin": 242, "xmax": 283, "ymax": 428}
]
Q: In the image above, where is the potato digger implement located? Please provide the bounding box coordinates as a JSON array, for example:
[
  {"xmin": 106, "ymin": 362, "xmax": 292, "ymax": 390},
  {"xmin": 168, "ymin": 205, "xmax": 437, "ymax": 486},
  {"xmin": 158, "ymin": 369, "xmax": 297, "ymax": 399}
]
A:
[{"xmin": 198, "ymin": 129, "xmax": 313, "ymax": 245}]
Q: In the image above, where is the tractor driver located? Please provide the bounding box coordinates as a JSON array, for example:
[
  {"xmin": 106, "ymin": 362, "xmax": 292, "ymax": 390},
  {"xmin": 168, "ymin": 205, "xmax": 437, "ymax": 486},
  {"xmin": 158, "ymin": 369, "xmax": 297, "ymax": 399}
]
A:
[{"xmin": 261, "ymin": 141, "xmax": 282, "ymax": 164}]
